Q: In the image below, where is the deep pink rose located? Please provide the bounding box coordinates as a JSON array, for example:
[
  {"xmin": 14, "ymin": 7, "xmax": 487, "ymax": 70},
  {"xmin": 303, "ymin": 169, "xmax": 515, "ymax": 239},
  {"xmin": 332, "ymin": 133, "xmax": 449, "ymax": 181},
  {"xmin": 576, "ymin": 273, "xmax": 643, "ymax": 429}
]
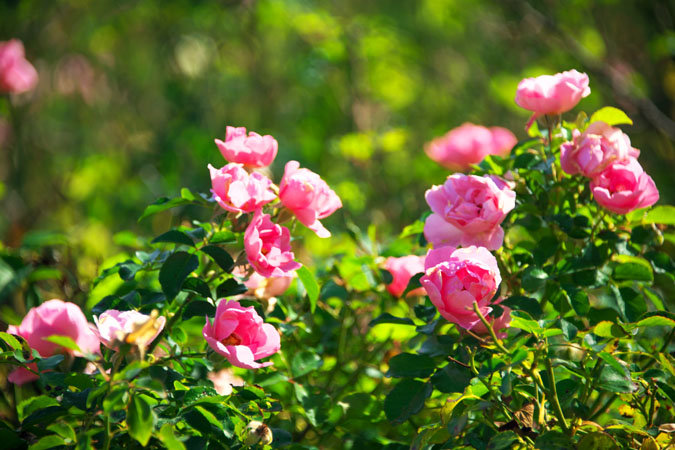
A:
[
  {"xmin": 209, "ymin": 163, "xmax": 276, "ymax": 213},
  {"xmin": 420, "ymin": 246, "xmax": 501, "ymax": 330},
  {"xmin": 471, "ymin": 303, "xmax": 512, "ymax": 339},
  {"xmin": 425, "ymin": 123, "xmax": 517, "ymax": 171},
  {"xmin": 203, "ymin": 299, "xmax": 281, "ymax": 369},
  {"xmin": 0, "ymin": 39, "xmax": 38, "ymax": 94},
  {"xmin": 384, "ymin": 255, "xmax": 426, "ymax": 297},
  {"xmin": 560, "ymin": 121, "xmax": 638, "ymax": 178},
  {"xmin": 244, "ymin": 210, "xmax": 301, "ymax": 277},
  {"xmin": 515, "ymin": 70, "xmax": 590, "ymax": 128},
  {"xmin": 215, "ymin": 126, "xmax": 278, "ymax": 168},
  {"xmin": 424, "ymin": 174, "xmax": 516, "ymax": 251},
  {"xmin": 590, "ymin": 158, "xmax": 659, "ymax": 214},
  {"xmin": 279, "ymin": 161, "xmax": 342, "ymax": 238},
  {"xmin": 7, "ymin": 299, "xmax": 100, "ymax": 385},
  {"xmin": 91, "ymin": 310, "xmax": 166, "ymax": 349}
]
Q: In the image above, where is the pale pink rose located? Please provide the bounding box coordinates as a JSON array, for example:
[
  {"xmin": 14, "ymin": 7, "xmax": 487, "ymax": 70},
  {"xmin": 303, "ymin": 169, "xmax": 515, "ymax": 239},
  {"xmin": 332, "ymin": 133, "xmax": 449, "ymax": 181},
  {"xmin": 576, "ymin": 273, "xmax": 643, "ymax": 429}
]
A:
[
  {"xmin": 279, "ymin": 161, "xmax": 342, "ymax": 238},
  {"xmin": 471, "ymin": 303, "xmax": 511, "ymax": 339},
  {"xmin": 421, "ymin": 246, "xmax": 501, "ymax": 330},
  {"xmin": 560, "ymin": 121, "xmax": 638, "ymax": 178},
  {"xmin": 0, "ymin": 39, "xmax": 38, "ymax": 94},
  {"xmin": 208, "ymin": 368, "xmax": 244, "ymax": 395},
  {"xmin": 515, "ymin": 70, "xmax": 590, "ymax": 128},
  {"xmin": 203, "ymin": 299, "xmax": 280, "ymax": 369},
  {"xmin": 91, "ymin": 310, "xmax": 166, "ymax": 349},
  {"xmin": 590, "ymin": 158, "xmax": 659, "ymax": 214},
  {"xmin": 7, "ymin": 299, "xmax": 100, "ymax": 385},
  {"xmin": 214, "ymin": 126, "xmax": 278, "ymax": 168},
  {"xmin": 242, "ymin": 271, "xmax": 294, "ymax": 299},
  {"xmin": 244, "ymin": 210, "xmax": 301, "ymax": 277},
  {"xmin": 425, "ymin": 123, "xmax": 517, "ymax": 171},
  {"xmin": 384, "ymin": 255, "xmax": 426, "ymax": 297},
  {"xmin": 209, "ymin": 163, "xmax": 276, "ymax": 213},
  {"xmin": 424, "ymin": 174, "xmax": 516, "ymax": 251}
]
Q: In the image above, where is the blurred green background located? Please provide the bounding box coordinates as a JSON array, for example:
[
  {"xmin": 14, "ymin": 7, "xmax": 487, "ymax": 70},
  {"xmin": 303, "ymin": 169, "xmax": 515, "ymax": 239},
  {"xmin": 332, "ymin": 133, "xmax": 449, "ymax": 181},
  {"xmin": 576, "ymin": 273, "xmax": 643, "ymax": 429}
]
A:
[{"xmin": 1, "ymin": 0, "xmax": 674, "ymax": 284}]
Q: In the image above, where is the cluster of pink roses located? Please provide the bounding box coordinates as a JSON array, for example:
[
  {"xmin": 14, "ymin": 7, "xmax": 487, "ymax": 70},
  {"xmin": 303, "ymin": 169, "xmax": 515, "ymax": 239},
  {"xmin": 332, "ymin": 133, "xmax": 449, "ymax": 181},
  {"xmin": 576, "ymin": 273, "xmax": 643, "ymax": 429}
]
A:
[{"xmin": 0, "ymin": 39, "xmax": 38, "ymax": 94}]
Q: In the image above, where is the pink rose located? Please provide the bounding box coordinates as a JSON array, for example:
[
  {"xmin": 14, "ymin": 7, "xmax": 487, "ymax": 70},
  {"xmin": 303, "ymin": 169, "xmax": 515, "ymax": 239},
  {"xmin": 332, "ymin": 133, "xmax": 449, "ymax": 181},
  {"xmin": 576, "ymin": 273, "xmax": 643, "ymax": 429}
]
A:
[
  {"xmin": 91, "ymin": 310, "xmax": 166, "ymax": 349},
  {"xmin": 515, "ymin": 70, "xmax": 590, "ymax": 128},
  {"xmin": 424, "ymin": 174, "xmax": 516, "ymax": 251},
  {"xmin": 0, "ymin": 39, "xmax": 38, "ymax": 94},
  {"xmin": 7, "ymin": 299, "xmax": 100, "ymax": 385},
  {"xmin": 590, "ymin": 158, "xmax": 659, "ymax": 214},
  {"xmin": 279, "ymin": 161, "xmax": 342, "ymax": 238},
  {"xmin": 471, "ymin": 304, "xmax": 512, "ymax": 339},
  {"xmin": 242, "ymin": 271, "xmax": 294, "ymax": 299},
  {"xmin": 244, "ymin": 210, "xmax": 301, "ymax": 277},
  {"xmin": 560, "ymin": 121, "xmax": 638, "ymax": 178},
  {"xmin": 425, "ymin": 123, "xmax": 517, "ymax": 171},
  {"xmin": 384, "ymin": 255, "xmax": 426, "ymax": 297},
  {"xmin": 209, "ymin": 163, "xmax": 276, "ymax": 213},
  {"xmin": 203, "ymin": 299, "xmax": 280, "ymax": 369},
  {"xmin": 214, "ymin": 126, "xmax": 278, "ymax": 168},
  {"xmin": 420, "ymin": 246, "xmax": 501, "ymax": 330}
]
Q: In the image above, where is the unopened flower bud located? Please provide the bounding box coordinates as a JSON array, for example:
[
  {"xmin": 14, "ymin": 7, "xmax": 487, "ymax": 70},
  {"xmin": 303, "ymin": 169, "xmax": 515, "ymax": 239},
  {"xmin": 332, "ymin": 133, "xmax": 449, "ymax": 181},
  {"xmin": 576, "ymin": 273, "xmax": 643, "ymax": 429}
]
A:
[{"xmin": 244, "ymin": 421, "xmax": 273, "ymax": 446}]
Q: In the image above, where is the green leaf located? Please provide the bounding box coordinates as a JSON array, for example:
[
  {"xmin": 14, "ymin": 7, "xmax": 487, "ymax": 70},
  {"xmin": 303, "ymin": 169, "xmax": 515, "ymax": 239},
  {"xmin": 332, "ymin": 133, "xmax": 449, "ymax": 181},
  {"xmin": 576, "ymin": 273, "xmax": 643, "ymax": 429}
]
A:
[
  {"xmin": 215, "ymin": 278, "xmax": 247, "ymax": 298},
  {"xmin": 182, "ymin": 277, "xmax": 212, "ymax": 298},
  {"xmin": 291, "ymin": 350, "xmax": 323, "ymax": 378},
  {"xmin": 635, "ymin": 315, "xmax": 675, "ymax": 328},
  {"xmin": 577, "ymin": 431, "xmax": 620, "ymax": 449},
  {"xmin": 159, "ymin": 251, "xmax": 199, "ymax": 300},
  {"xmin": 487, "ymin": 431, "xmax": 520, "ymax": 450},
  {"xmin": 386, "ymin": 353, "xmax": 435, "ymax": 378},
  {"xmin": 43, "ymin": 335, "xmax": 81, "ymax": 353},
  {"xmin": 182, "ymin": 300, "xmax": 216, "ymax": 320},
  {"xmin": 37, "ymin": 354, "xmax": 65, "ymax": 371},
  {"xmin": 509, "ymin": 310, "xmax": 542, "ymax": 335},
  {"xmin": 138, "ymin": 196, "xmax": 192, "ymax": 222},
  {"xmin": 430, "ymin": 365, "xmax": 472, "ymax": 393},
  {"xmin": 152, "ymin": 230, "xmax": 195, "ymax": 247},
  {"xmin": 103, "ymin": 387, "xmax": 129, "ymax": 414},
  {"xmin": 0, "ymin": 331, "xmax": 21, "ymax": 350},
  {"xmin": 28, "ymin": 435, "xmax": 66, "ymax": 450},
  {"xmin": 402, "ymin": 272, "xmax": 424, "ymax": 297},
  {"xmin": 158, "ymin": 423, "xmax": 186, "ymax": 450},
  {"xmin": 645, "ymin": 205, "xmax": 675, "ymax": 225},
  {"xmin": 127, "ymin": 394, "xmax": 155, "ymax": 446},
  {"xmin": 589, "ymin": 106, "xmax": 633, "ymax": 126},
  {"xmin": 209, "ymin": 230, "xmax": 237, "ymax": 244},
  {"xmin": 594, "ymin": 321, "xmax": 628, "ymax": 338},
  {"xmin": 369, "ymin": 313, "xmax": 415, "ymax": 327},
  {"xmin": 384, "ymin": 379, "xmax": 432, "ymax": 424},
  {"xmin": 200, "ymin": 245, "xmax": 234, "ymax": 273},
  {"xmin": 296, "ymin": 266, "xmax": 319, "ymax": 313},
  {"xmin": 193, "ymin": 405, "xmax": 223, "ymax": 430},
  {"xmin": 612, "ymin": 255, "xmax": 653, "ymax": 282},
  {"xmin": 599, "ymin": 364, "xmax": 637, "ymax": 393},
  {"xmin": 18, "ymin": 395, "xmax": 60, "ymax": 422},
  {"xmin": 522, "ymin": 267, "xmax": 548, "ymax": 292},
  {"xmin": 399, "ymin": 221, "xmax": 425, "ymax": 238}
]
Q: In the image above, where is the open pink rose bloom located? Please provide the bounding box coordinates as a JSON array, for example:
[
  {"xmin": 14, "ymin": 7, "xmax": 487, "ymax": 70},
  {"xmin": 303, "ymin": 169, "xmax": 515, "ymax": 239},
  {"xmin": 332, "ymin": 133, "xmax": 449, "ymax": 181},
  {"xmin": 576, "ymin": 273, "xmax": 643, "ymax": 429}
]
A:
[
  {"xmin": 7, "ymin": 299, "xmax": 100, "ymax": 385},
  {"xmin": 203, "ymin": 299, "xmax": 281, "ymax": 369},
  {"xmin": 0, "ymin": 39, "xmax": 38, "ymax": 94},
  {"xmin": 209, "ymin": 163, "xmax": 276, "ymax": 213},
  {"xmin": 590, "ymin": 158, "xmax": 659, "ymax": 214},
  {"xmin": 420, "ymin": 246, "xmax": 502, "ymax": 331},
  {"xmin": 244, "ymin": 210, "xmax": 302, "ymax": 277},
  {"xmin": 215, "ymin": 126, "xmax": 278, "ymax": 168},
  {"xmin": 424, "ymin": 174, "xmax": 516, "ymax": 251}
]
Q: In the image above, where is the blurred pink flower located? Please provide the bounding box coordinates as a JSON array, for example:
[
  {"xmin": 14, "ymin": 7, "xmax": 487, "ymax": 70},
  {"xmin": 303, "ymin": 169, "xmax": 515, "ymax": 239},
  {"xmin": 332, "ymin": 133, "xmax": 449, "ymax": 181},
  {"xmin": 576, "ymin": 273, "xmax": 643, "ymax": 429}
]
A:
[
  {"xmin": 208, "ymin": 368, "xmax": 245, "ymax": 395},
  {"xmin": 590, "ymin": 158, "xmax": 659, "ymax": 214},
  {"xmin": 279, "ymin": 161, "xmax": 342, "ymax": 238},
  {"xmin": 203, "ymin": 299, "xmax": 280, "ymax": 369},
  {"xmin": 209, "ymin": 163, "xmax": 276, "ymax": 213},
  {"xmin": 384, "ymin": 255, "xmax": 426, "ymax": 297},
  {"xmin": 91, "ymin": 309, "xmax": 166, "ymax": 349},
  {"xmin": 244, "ymin": 210, "xmax": 301, "ymax": 277},
  {"xmin": 0, "ymin": 39, "xmax": 38, "ymax": 94},
  {"xmin": 215, "ymin": 126, "xmax": 278, "ymax": 168}
]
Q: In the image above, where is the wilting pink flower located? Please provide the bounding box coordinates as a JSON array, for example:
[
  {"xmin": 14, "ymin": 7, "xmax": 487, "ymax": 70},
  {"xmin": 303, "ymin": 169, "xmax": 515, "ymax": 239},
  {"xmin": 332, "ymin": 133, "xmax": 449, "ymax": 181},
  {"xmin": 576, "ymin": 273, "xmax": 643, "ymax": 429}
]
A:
[
  {"xmin": 421, "ymin": 246, "xmax": 501, "ymax": 330},
  {"xmin": 244, "ymin": 210, "xmax": 301, "ymax": 277},
  {"xmin": 384, "ymin": 255, "xmax": 426, "ymax": 297},
  {"xmin": 515, "ymin": 70, "xmax": 590, "ymax": 128},
  {"xmin": 560, "ymin": 121, "xmax": 638, "ymax": 178},
  {"xmin": 203, "ymin": 299, "xmax": 280, "ymax": 369},
  {"xmin": 91, "ymin": 310, "xmax": 166, "ymax": 349},
  {"xmin": 471, "ymin": 304, "xmax": 512, "ymax": 339},
  {"xmin": 209, "ymin": 163, "xmax": 276, "ymax": 213},
  {"xmin": 590, "ymin": 158, "xmax": 659, "ymax": 214},
  {"xmin": 208, "ymin": 368, "xmax": 244, "ymax": 396},
  {"xmin": 279, "ymin": 161, "xmax": 342, "ymax": 238},
  {"xmin": 215, "ymin": 126, "xmax": 278, "ymax": 168},
  {"xmin": 0, "ymin": 39, "xmax": 38, "ymax": 94},
  {"xmin": 425, "ymin": 123, "xmax": 517, "ymax": 171},
  {"xmin": 7, "ymin": 299, "xmax": 100, "ymax": 385},
  {"xmin": 424, "ymin": 174, "xmax": 516, "ymax": 251}
]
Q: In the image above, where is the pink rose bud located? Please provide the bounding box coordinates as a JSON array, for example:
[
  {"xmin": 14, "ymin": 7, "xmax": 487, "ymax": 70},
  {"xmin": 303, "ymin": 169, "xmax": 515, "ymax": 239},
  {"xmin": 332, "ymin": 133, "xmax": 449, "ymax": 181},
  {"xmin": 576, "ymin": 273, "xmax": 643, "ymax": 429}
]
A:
[
  {"xmin": 515, "ymin": 69, "xmax": 590, "ymax": 128},
  {"xmin": 424, "ymin": 174, "xmax": 516, "ymax": 251},
  {"xmin": 471, "ymin": 303, "xmax": 512, "ymax": 339},
  {"xmin": 560, "ymin": 121, "xmax": 638, "ymax": 178},
  {"xmin": 0, "ymin": 39, "xmax": 38, "ymax": 94},
  {"xmin": 425, "ymin": 123, "xmax": 517, "ymax": 171},
  {"xmin": 420, "ymin": 246, "xmax": 501, "ymax": 330},
  {"xmin": 91, "ymin": 309, "xmax": 166, "ymax": 349},
  {"xmin": 590, "ymin": 158, "xmax": 659, "ymax": 214},
  {"xmin": 384, "ymin": 255, "xmax": 426, "ymax": 297},
  {"xmin": 6, "ymin": 299, "xmax": 100, "ymax": 385},
  {"xmin": 214, "ymin": 126, "xmax": 278, "ymax": 168},
  {"xmin": 202, "ymin": 299, "xmax": 280, "ymax": 369},
  {"xmin": 209, "ymin": 163, "xmax": 276, "ymax": 213},
  {"xmin": 244, "ymin": 210, "xmax": 302, "ymax": 277},
  {"xmin": 279, "ymin": 161, "xmax": 342, "ymax": 238}
]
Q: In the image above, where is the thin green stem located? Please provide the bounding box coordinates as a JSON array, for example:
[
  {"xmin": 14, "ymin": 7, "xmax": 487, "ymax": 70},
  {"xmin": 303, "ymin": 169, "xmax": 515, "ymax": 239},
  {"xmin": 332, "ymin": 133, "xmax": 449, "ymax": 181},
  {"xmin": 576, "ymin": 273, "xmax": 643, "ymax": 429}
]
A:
[
  {"xmin": 545, "ymin": 357, "xmax": 569, "ymax": 433},
  {"xmin": 472, "ymin": 302, "xmax": 509, "ymax": 354},
  {"xmin": 589, "ymin": 394, "xmax": 616, "ymax": 422}
]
